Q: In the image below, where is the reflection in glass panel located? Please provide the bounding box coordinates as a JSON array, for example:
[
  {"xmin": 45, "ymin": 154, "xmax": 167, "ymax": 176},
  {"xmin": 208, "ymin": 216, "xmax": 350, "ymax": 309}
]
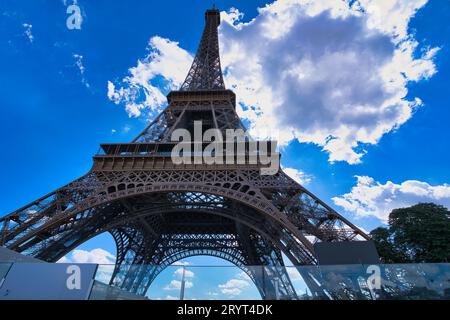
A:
[
  {"xmin": 88, "ymin": 263, "xmax": 450, "ymax": 300},
  {"xmin": 184, "ymin": 266, "xmax": 261, "ymax": 300},
  {"xmin": 0, "ymin": 263, "xmax": 12, "ymax": 286}
]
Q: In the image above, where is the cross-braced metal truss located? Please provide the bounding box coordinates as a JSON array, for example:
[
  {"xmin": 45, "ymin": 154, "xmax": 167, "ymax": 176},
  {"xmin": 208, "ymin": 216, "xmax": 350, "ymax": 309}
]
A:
[
  {"xmin": 180, "ymin": 9, "xmax": 225, "ymax": 91},
  {"xmin": 0, "ymin": 8, "xmax": 370, "ymax": 300},
  {"xmin": 0, "ymin": 168, "xmax": 368, "ymax": 298}
]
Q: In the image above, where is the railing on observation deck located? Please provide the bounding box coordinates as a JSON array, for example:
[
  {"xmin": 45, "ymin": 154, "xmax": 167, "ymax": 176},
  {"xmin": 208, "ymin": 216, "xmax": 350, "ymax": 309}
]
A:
[{"xmin": 95, "ymin": 142, "xmax": 278, "ymax": 157}]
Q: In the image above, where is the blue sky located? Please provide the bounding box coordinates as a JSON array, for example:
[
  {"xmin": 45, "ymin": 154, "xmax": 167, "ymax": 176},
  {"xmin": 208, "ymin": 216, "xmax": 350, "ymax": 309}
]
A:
[{"xmin": 1, "ymin": 0, "xmax": 450, "ymax": 299}]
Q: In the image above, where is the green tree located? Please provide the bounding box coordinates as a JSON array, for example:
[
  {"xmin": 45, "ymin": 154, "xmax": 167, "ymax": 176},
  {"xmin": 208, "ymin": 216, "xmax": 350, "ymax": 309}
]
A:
[{"xmin": 370, "ymin": 203, "xmax": 450, "ymax": 263}]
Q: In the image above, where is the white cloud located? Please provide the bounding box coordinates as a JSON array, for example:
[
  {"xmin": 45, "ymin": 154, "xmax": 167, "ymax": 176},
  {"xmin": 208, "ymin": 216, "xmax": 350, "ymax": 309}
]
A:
[
  {"xmin": 164, "ymin": 279, "xmax": 193, "ymax": 291},
  {"xmin": 283, "ymin": 167, "xmax": 312, "ymax": 185},
  {"xmin": 162, "ymin": 264, "xmax": 195, "ymax": 292},
  {"xmin": 356, "ymin": 0, "xmax": 428, "ymax": 40},
  {"xmin": 333, "ymin": 176, "xmax": 450, "ymax": 222},
  {"xmin": 221, "ymin": 288, "xmax": 243, "ymax": 296},
  {"xmin": 174, "ymin": 267, "xmax": 195, "ymax": 278},
  {"xmin": 219, "ymin": 0, "xmax": 438, "ymax": 164},
  {"xmin": 172, "ymin": 261, "xmax": 190, "ymax": 266},
  {"xmin": 219, "ymin": 278, "xmax": 250, "ymax": 289},
  {"xmin": 218, "ymin": 278, "xmax": 250, "ymax": 297},
  {"xmin": 107, "ymin": 36, "xmax": 193, "ymax": 117},
  {"xmin": 22, "ymin": 23, "xmax": 33, "ymax": 43},
  {"xmin": 106, "ymin": 0, "xmax": 438, "ymax": 165},
  {"xmin": 57, "ymin": 248, "xmax": 116, "ymax": 264},
  {"xmin": 73, "ymin": 54, "xmax": 90, "ymax": 88}
]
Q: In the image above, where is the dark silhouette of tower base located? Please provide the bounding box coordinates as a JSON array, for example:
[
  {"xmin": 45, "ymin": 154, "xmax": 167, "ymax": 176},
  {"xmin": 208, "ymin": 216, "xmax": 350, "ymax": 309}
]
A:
[{"xmin": 0, "ymin": 9, "xmax": 369, "ymax": 299}]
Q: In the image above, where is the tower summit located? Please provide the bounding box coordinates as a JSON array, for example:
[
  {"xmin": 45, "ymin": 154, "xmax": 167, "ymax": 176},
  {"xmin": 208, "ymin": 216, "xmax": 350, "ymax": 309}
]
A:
[
  {"xmin": 0, "ymin": 9, "xmax": 369, "ymax": 299},
  {"xmin": 180, "ymin": 9, "xmax": 224, "ymax": 91}
]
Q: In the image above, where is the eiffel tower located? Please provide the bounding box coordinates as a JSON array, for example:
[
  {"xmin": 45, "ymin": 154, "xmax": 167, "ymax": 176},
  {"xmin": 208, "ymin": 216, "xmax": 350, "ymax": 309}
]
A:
[{"xmin": 0, "ymin": 9, "xmax": 369, "ymax": 299}]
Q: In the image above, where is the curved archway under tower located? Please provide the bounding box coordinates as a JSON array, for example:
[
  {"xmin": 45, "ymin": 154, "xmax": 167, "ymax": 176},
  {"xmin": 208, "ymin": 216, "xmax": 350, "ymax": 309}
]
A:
[
  {"xmin": 46, "ymin": 190, "xmax": 305, "ymax": 300},
  {"xmin": 146, "ymin": 256, "xmax": 262, "ymax": 300}
]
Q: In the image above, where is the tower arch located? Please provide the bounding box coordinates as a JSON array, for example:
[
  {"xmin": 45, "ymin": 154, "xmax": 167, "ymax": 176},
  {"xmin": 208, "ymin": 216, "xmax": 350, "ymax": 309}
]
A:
[{"xmin": 0, "ymin": 8, "xmax": 369, "ymax": 301}]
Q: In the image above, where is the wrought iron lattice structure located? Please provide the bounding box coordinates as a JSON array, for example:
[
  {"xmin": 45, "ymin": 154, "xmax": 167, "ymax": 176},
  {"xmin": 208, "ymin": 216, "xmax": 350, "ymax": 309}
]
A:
[
  {"xmin": 0, "ymin": 9, "xmax": 369, "ymax": 299},
  {"xmin": 180, "ymin": 9, "xmax": 225, "ymax": 91}
]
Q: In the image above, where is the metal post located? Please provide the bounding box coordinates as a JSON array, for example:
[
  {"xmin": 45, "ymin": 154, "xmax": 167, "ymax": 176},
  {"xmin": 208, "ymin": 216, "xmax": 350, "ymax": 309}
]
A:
[{"xmin": 179, "ymin": 266, "xmax": 186, "ymax": 300}]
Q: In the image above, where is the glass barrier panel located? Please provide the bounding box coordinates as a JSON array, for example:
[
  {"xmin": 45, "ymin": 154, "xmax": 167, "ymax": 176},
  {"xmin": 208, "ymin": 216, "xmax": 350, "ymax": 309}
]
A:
[
  {"xmin": 0, "ymin": 263, "xmax": 12, "ymax": 287},
  {"xmin": 145, "ymin": 265, "xmax": 185, "ymax": 300},
  {"xmin": 87, "ymin": 263, "xmax": 450, "ymax": 300},
  {"xmin": 183, "ymin": 266, "xmax": 262, "ymax": 300}
]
